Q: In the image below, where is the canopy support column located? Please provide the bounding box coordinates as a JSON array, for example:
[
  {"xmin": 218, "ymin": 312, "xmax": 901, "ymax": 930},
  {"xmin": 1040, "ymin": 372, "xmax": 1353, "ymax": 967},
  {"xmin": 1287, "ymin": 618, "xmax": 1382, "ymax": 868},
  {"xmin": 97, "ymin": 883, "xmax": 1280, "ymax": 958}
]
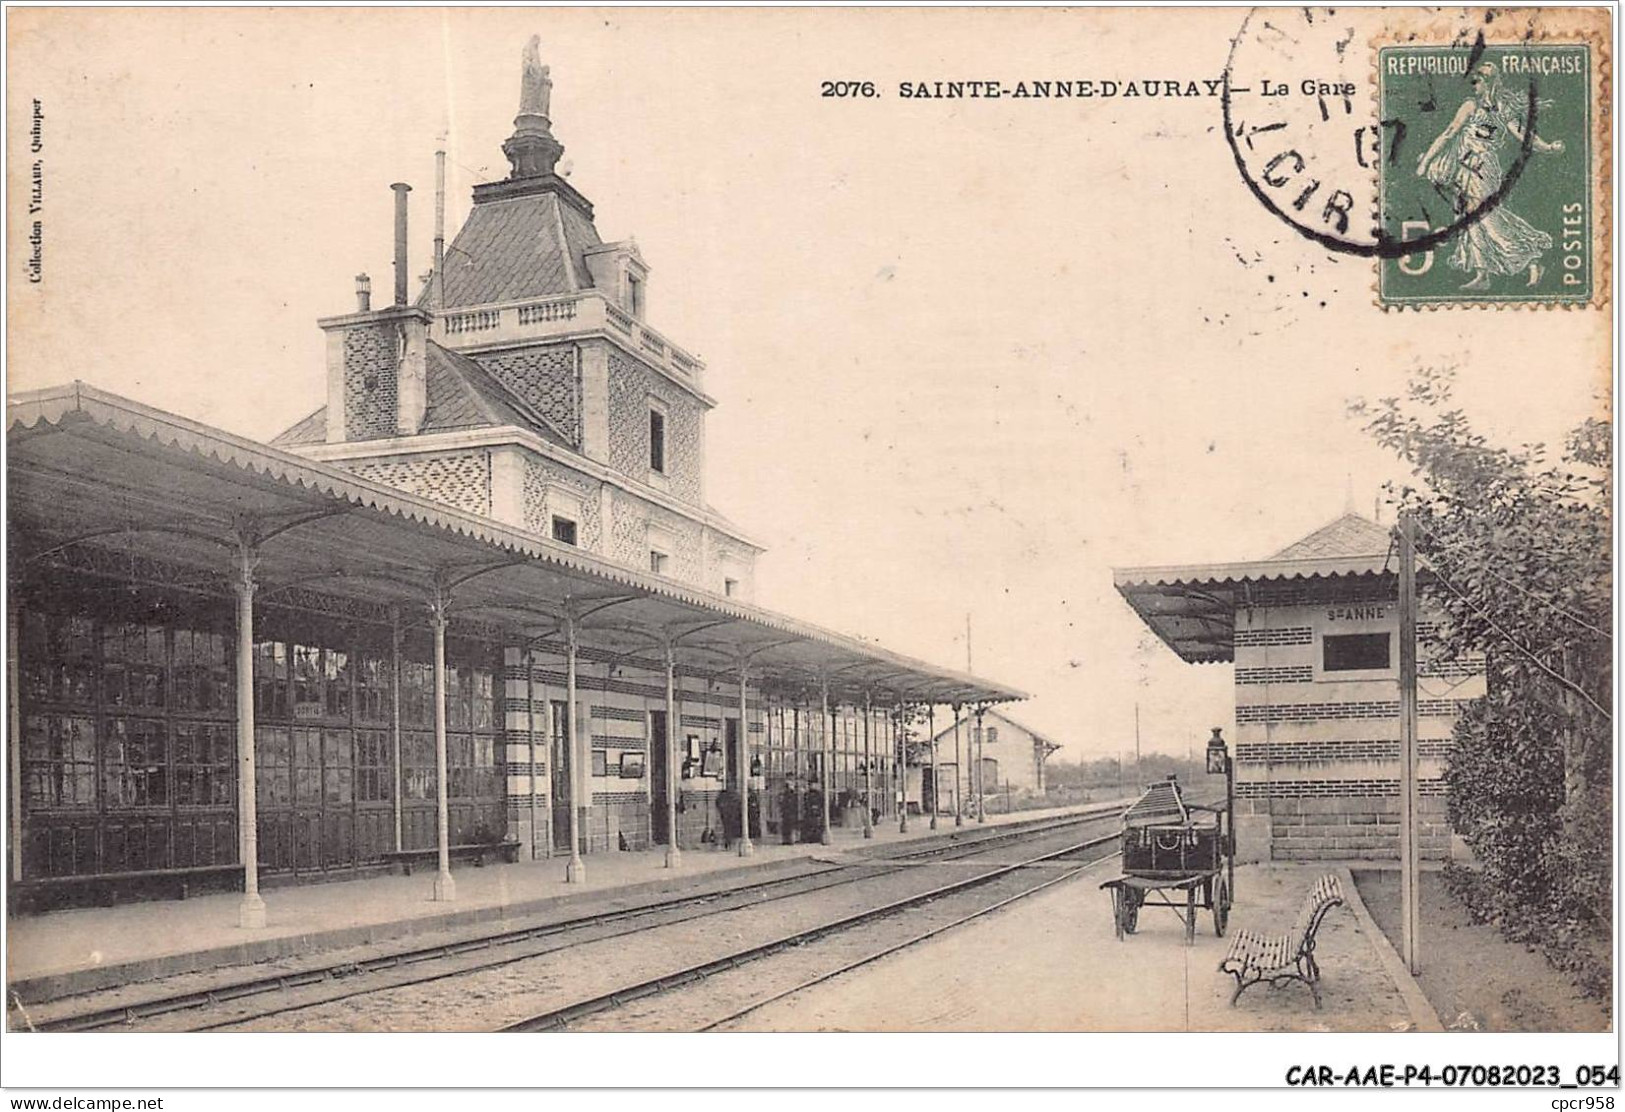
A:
[
  {"xmin": 527, "ymin": 645, "xmax": 540, "ymax": 861},
  {"xmin": 968, "ymin": 708, "xmax": 981, "ymax": 819},
  {"xmin": 861, "ymin": 691, "xmax": 874, "ymax": 839},
  {"xmin": 232, "ymin": 530, "xmax": 267, "ymax": 929},
  {"xmin": 564, "ymin": 609, "xmax": 585, "ymax": 883},
  {"xmin": 819, "ymin": 678, "xmax": 833, "ymax": 845},
  {"xmin": 897, "ymin": 702, "xmax": 909, "ymax": 835},
  {"xmin": 429, "ymin": 584, "xmax": 455, "ymax": 902},
  {"xmin": 664, "ymin": 641, "xmax": 681, "ymax": 869},
  {"xmin": 737, "ymin": 663, "xmax": 755, "ymax": 857},
  {"xmin": 928, "ymin": 702, "xmax": 938, "ymax": 830},
  {"xmin": 952, "ymin": 703, "xmax": 964, "ymax": 827},
  {"xmin": 390, "ymin": 605, "xmax": 403, "ymax": 854}
]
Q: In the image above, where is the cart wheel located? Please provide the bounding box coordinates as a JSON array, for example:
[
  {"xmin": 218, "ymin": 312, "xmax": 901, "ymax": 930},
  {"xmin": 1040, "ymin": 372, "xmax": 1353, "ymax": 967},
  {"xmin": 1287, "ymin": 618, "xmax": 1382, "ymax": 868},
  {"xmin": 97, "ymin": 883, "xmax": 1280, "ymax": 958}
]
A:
[
  {"xmin": 1213, "ymin": 875, "xmax": 1230, "ymax": 937},
  {"xmin": 1122, "ymin": 887, "xmax": 1141, "ymax": 935}
]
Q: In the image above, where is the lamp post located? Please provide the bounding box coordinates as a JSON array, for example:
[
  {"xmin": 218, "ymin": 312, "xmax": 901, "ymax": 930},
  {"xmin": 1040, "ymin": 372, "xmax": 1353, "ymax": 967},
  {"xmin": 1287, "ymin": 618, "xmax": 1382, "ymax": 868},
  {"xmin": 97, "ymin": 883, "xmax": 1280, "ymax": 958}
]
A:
[{"xmin": 1206, "ymin": 726, "xmax": 1235, "ymax": 903}]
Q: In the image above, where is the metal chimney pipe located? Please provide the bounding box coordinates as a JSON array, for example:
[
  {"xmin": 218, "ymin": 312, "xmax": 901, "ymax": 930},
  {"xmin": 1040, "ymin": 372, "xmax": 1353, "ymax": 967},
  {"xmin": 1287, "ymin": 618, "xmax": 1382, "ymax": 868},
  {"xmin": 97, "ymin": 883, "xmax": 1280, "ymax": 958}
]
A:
[
  {"xmin": 433, "ymin": 144, "xmax": 447, "ymax": 312},
  {"xmin": 390, "ymin": 182, "xmax": 412, "ymax": 306},
  {"xmin": 355, "ymin": 273, "xmax": 372, "ymax": 313}
]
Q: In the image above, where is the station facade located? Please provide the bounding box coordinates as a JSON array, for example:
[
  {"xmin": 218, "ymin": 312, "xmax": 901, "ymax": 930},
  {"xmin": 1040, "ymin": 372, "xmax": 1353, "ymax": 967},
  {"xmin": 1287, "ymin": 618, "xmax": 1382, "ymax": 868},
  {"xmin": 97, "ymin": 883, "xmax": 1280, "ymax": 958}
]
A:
[
  {"xmin": 7, "ymin": 42, "xmax": 1021, "ymax": 917},
  {"xmin": 1114, "ymin": 513, "xmax": 1481, "ymax": 862}
]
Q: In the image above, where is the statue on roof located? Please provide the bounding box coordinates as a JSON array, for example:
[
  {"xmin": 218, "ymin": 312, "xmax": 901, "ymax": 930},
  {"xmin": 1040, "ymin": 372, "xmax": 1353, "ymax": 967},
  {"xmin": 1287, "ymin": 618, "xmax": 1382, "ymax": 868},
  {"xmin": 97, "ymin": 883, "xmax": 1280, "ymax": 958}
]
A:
[{"xmin": 519, "ymin": 34, "xmax": 552, "ymax": 119}]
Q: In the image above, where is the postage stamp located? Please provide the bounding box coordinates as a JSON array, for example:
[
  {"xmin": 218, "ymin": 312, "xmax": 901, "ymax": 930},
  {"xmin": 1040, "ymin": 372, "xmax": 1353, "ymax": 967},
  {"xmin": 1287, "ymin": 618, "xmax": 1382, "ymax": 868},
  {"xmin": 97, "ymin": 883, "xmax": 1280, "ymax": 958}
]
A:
[
  {"xmin": 1378, "ymin": 40, "xmax": 1599, "ymax": 307},
  {"xmin": 1220, "ymin": 6, "xmax": 1610, "ymax": 309}
]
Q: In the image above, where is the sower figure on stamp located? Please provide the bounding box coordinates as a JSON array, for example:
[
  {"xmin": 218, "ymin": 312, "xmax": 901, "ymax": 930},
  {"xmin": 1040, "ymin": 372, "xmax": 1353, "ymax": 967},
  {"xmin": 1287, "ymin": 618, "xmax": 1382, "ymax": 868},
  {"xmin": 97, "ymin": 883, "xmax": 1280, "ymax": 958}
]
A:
[{"xmin": 1416, "ymin": 61, "xmax": 1565, "ymax": 290}]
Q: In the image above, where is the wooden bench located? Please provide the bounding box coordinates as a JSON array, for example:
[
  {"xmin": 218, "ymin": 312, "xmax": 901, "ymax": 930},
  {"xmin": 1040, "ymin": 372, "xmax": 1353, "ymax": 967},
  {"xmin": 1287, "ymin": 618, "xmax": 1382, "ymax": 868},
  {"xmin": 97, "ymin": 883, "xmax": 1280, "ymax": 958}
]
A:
[
  {"xmin": 12, "ymin": 864, "xmax": 244, "ymax": 913},
  {"xmin": 1217, "ymin": 873, "xmax": 1344, "ymax": 1008},
  {"xmin": 379, "ymin": 841, "xmax": 520, "ymax": 875}
]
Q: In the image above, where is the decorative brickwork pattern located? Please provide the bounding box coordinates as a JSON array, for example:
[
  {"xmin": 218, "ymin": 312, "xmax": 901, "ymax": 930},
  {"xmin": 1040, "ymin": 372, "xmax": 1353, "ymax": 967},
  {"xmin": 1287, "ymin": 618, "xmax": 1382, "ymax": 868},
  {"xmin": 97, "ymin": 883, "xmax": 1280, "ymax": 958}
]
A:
[
  {"xmin": 477, "ymin": 346, "xmax": 580, "ymax": 444},
  {"xmin": 607, "ymin": 351, "xmax": 702, "ymax": 504},
  {"xmin": 347, "ymin": 452, "xmax": 492, "ymax": 517},
  {"xmin": 1236, "ymin": 777, "xmax": 1448, "ymax": 798},
  {"xmin": 1234, "ymin": 664, "xmax": 1314, "ymax": 685},
  {"xmin": 1236, "ymin": 738, "xmax": 1452, "ymax": 763},
  {"xmin": 342, "ymin": 324, "xmax": 400, "ymax": 440},
  {"xmin": 1236, "ymin": 697, "xmax": 1473, "ymax": 724},
  {"xmin": 1233, "ymin": 627, "xmax": 1313, "ymax": 647},
  {"xmin": 520, "ymin": 453, "xmax": 601, "ymax": 550},
  {"xmin": 609, "ymin": 492, "xmax": 703, "ymax": 584}
]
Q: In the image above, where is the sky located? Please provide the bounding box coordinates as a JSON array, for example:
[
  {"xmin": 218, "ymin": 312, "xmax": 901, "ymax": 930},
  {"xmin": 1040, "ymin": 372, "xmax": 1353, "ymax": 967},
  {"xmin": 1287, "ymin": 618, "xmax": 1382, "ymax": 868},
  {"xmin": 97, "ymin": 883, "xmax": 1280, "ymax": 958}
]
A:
[{"xmin": 7, "ymin": 7, "xmax": 1609, "ymax": 761}]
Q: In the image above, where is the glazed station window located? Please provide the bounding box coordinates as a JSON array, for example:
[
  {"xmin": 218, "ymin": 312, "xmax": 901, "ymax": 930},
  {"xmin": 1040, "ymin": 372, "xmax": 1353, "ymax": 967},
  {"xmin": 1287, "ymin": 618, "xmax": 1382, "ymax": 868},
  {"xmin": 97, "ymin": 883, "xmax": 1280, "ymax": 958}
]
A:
[
  {"xmin": 354, "ymin": 654, "xmax": 390, "ymax": 724},
  {"xmin": 23, "ymin": 713, "xmax": 97, "ymax": 808},
  {"xmin": 103, "ymin": 717, "xmax": 169, "ymax": 808},
  {"xmin": 103, "ymin": 623, "xmax": 167, "ymax": 710},
  {"xmin": 173, "ymin": 721, "xmax": 234, "ymax": 806},
  {"xmin": 255, "ymin": 725, "xmax": 292, "ymax": 808},
  {"xmin": 355, "ymin": 730, "xmax": 393, "ymax": 803},
  {"xmin": 173, "ymin": 629, "xmax": 230, "ymax": 713},
  {"xmin": 551, "ymin": 516, "xmax": 578, "ymax": 546},
  {"xmin": 1323, "ymin": 632, "xmax": 1392, "ymax": 672},
  {"xmin": 255, "ymin": 642, "xmax": 291, "ymax": 720}
]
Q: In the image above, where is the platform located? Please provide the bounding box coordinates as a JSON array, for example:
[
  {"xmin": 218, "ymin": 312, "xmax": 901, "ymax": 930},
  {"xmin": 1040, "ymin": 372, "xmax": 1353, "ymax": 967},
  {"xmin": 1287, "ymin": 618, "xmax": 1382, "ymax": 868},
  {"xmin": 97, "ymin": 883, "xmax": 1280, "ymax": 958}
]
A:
[{"xmin": 5, "ymin": 801, "xmax": 1121, "ymax": 1005}]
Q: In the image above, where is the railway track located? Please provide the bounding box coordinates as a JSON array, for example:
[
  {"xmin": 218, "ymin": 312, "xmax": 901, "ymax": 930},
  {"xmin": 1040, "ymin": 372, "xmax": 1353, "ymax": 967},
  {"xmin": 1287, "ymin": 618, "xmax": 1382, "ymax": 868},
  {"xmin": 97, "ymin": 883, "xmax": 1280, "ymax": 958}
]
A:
[
  {"xmin": 17, "ymin": 806, "xmax": 1124, "ymax": 1033},
  {"xmin": 502, "ymin": 831, "xmax": 1121, "ymax": 1032}
]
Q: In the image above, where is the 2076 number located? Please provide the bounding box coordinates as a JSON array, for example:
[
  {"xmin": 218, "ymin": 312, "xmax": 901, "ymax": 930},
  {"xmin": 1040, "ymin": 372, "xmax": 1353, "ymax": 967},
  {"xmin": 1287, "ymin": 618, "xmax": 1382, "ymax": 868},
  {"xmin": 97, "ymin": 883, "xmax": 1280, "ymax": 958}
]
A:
[{"xmin": 821, "ymin": 81, "xmax": 878, "ymax": 98}]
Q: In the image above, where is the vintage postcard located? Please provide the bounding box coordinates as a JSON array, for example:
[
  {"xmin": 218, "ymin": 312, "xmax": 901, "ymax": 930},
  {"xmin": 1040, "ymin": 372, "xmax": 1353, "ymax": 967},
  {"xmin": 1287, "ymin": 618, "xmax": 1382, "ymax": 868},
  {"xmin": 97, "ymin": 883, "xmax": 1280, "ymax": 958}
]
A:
[{"xmin": 2, "ymin": 5, "xmax": 1615, "ymax": 1099}]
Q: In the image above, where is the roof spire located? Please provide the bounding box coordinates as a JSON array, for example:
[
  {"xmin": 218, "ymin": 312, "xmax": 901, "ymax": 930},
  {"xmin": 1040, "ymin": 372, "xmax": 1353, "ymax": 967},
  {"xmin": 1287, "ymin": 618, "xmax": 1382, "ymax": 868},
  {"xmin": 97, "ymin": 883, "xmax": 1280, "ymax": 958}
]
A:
[{"xmin": 503, "ymin": 35, "xmax": 564, "ymax": 179}]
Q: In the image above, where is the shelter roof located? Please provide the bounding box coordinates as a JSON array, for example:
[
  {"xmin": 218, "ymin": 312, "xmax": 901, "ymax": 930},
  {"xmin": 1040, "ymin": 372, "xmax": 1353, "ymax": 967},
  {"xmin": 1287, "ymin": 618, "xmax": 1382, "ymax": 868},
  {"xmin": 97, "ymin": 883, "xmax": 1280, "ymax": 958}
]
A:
[{"xmin": 1111, "ymin": 513, "xmax": 1394, "ymax": 664}]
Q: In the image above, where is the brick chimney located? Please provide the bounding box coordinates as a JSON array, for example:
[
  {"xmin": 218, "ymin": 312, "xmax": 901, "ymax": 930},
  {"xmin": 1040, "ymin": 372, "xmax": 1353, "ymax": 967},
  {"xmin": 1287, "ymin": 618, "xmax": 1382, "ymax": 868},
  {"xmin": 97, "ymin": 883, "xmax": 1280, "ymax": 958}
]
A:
[{"xmin": 319, "ymin": 185, "xmax": 431, "ymax": 442}]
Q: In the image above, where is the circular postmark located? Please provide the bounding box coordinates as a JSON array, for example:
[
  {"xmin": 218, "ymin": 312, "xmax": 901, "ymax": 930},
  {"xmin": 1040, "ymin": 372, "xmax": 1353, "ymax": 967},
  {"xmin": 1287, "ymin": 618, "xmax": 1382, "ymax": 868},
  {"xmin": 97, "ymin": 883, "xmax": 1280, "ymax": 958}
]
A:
[{"xmin": 1221, "ymin": 6, "xmax": 1552, "ymax": 262}]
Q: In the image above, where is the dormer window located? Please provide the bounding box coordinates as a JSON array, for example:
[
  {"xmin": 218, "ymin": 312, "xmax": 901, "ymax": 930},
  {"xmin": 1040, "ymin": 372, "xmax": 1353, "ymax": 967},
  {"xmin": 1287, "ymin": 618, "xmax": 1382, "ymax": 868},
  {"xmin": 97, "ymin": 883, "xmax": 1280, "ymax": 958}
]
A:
[{"xmin": 627, "ymin": 272, "xmax": 645, "ymax": 320}]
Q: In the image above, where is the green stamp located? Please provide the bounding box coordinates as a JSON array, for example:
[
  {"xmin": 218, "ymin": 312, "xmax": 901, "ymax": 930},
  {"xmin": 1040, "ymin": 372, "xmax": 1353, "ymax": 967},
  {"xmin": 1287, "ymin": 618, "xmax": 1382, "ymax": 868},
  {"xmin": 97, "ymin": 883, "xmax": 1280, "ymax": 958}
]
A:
[{"xmin": 1378, "ymin": 43, "xmax": 1595, "ymax": 306}]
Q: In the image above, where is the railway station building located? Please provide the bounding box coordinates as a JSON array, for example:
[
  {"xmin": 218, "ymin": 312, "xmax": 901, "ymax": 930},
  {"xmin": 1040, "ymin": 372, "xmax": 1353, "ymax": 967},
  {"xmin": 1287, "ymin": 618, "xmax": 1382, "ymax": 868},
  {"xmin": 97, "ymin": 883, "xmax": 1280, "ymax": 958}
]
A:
[
  {"xmin": 1113, "ymin": 512, "xmax": 1480, "ymax": 863},
  {"xmin": 6, "ymin": 43, "xmax": 1022, "ymax": 922}
]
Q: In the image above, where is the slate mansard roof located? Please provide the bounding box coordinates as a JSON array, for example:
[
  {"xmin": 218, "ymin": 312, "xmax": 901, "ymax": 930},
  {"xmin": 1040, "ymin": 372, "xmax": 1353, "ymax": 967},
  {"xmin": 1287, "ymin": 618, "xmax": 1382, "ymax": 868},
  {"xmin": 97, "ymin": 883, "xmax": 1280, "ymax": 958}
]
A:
[{"xmin": 431, "ymin": 190, "xmax": 604, "ymax": 309}]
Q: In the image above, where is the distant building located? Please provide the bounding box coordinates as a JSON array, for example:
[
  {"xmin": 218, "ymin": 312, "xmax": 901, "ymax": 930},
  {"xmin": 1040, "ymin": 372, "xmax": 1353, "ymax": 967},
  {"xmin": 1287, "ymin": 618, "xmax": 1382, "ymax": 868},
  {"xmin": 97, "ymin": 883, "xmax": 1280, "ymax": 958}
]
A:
[
  {"xmin": 1114, "ymin": 513, "xmax": 1481, "ymax": 862},
  {"xmin": 919, "ymin": 708, "xmax": 1062, "ymax": 812}
]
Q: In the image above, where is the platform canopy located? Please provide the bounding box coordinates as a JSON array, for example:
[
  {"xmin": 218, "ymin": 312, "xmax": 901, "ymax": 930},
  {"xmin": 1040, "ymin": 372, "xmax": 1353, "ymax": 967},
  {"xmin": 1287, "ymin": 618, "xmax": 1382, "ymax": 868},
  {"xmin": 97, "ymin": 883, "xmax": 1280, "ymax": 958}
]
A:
[
  {"xmin": 8, "ymin": 383, "xmax": 1024, "ymax": 707},
  {"xmin": 1112, "ymin": 513, "xmax": 1395, "ymax": 665}
]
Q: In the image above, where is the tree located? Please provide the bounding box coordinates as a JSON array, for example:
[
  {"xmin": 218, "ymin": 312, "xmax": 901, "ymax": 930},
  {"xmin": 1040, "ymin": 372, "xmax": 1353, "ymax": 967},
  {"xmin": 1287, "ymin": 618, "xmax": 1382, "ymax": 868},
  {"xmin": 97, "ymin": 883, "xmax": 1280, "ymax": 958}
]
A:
[{"xmin": 1354, "ymin": 368, "xmax": 1611, "ymax": 995}]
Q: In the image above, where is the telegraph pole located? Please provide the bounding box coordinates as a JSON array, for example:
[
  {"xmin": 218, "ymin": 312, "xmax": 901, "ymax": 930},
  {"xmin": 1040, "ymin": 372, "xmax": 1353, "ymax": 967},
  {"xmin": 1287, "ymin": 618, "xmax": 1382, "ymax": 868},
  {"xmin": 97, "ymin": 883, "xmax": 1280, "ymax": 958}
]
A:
[
  {"xmin": 1397, "ymin": 512, "xmax": 1421, "ymax": 974},
  {"xmin": 1134, "ymin": 702, "xmax": 1142, "ymax": 788}
]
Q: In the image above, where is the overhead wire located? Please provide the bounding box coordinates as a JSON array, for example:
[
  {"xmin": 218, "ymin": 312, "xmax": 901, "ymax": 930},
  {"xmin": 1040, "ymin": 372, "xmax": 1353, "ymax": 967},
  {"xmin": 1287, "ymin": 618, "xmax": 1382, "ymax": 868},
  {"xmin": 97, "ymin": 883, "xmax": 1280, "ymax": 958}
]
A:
[
  {"xmin": 1418, "ymin": 554, "xmax": 1610, "ymax": 721},
  {"xmin": 1410, "ymin": 517, "xmax": 1609, "ymax": 638}
]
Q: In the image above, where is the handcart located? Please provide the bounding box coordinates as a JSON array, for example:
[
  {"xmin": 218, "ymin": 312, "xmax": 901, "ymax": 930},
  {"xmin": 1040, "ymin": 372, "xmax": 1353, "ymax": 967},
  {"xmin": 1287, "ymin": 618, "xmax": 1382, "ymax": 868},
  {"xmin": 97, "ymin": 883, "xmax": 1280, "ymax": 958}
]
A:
[{"xmin": 1100, "ymin": 732, "xmax": 1236, "ymax": 945}]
